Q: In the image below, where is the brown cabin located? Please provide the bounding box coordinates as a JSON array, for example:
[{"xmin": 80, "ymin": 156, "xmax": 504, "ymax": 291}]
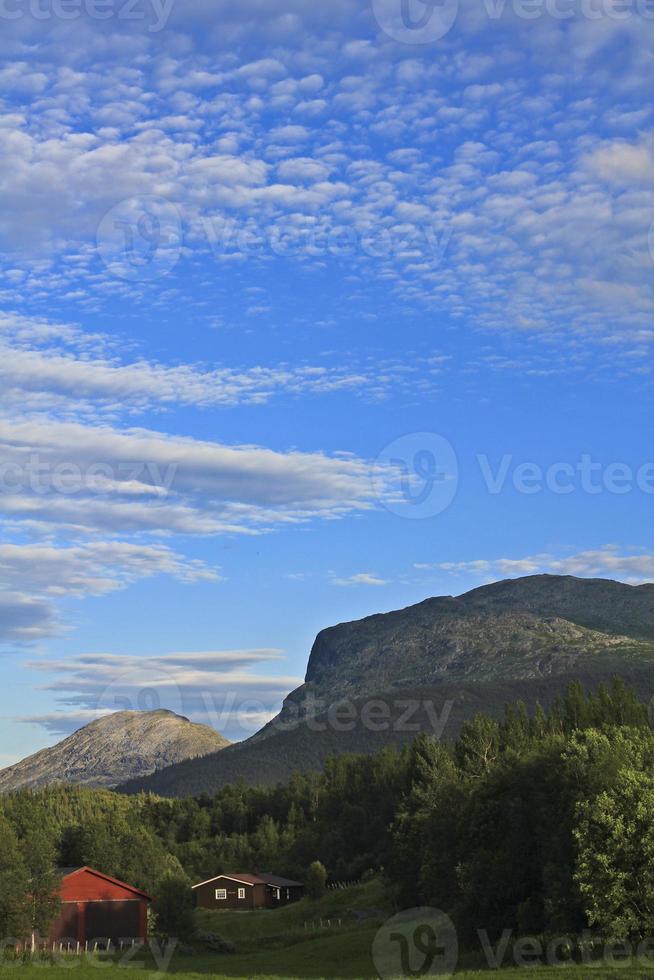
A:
[
  {"xmin": 49, "ymin": 867, "xmax": 151, "ymax": 947},
  {"xmin": 192, "ymin": 872, "xmax": 304, "ymax": 910}
]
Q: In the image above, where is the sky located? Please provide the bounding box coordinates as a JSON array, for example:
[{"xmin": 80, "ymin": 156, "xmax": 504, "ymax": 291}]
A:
[{"xmin": 0, "ymin": 0, "xmax": 653, "ymax": 765}]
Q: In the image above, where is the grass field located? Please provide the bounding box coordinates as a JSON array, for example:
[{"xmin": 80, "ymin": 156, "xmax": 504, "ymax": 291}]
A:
[
  {"xmin": 2, "ymin": 956, "xmax": 654, "ymax": 979},
  {"xmin": 1, "ymin": 881, "xmax": 653, "ymax": 978},
  {"xmin": 2, "ymin": 953, "xmax": 654, "ymax": 978}
]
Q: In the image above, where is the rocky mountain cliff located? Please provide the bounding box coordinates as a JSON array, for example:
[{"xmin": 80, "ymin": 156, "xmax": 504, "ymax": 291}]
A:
[
  {"xmin": 274, "ymin": 574, "xmax": 654, "ymax": 729},
  {"xmin": 120, "ymin": 575, "xmax": 654, "ymax": 797},
  {"xmin": 0, "ymin": 709, "xmax": 230, "ymax": 792}
]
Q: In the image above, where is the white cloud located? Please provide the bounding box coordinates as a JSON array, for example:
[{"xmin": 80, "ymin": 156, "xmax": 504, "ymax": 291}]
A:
[
  {"xmin": 0, "ymin": 541, "xmax": 218, "ymax": 647},
  {"xmin": 0, "ymin": 591, "xmax": 57, "ymax": 643},
  {"xmin": 0, "ymin": 42, "xmax": 651, "ymax": 352},
  {"xmin": 331, "ymin": 571, "xmax": 390, "ymax": 586},
  {"xmin": 23, "ymin": 649, "xmax": 303, "ymax": 740},
  {"xmin": 428, "ymin": 547, "xmax": 654, "ymax": 585},
  {"xmin": 0, "ymin": 541, "xmax": 218, "ymax": 598},
  {"xmin": 0, "ymin": 312, "xmax": 423, "ymax": 414},
  {"xmin": 0, "ymin": 417, "xmax": 381, "ymax": 537},
  {"xmin": 0, "ymin": 399, "xmax": 393, "ymax": 646},
  {"xmin": 583, "ymin": 138, "xmax": 654, "ymax": 185}
]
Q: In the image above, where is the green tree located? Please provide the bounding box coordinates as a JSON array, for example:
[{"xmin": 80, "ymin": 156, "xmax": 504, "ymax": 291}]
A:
[
  {"xmin": 305, "ymin": 860, "xmax": 327, "ymax": 900},
  {"xmin": 62, "ymin": 815, "xmax": 183, "ymax": 894},
  {"xmin": 574, "ymin": 767, "xmax": 654, "ymax": 938},
  {"xmin": 252, "ymin": 815, "xmax": 280, "ymax": 869},
  {"xmin": 20, "ymin": 828, "xmax": 61, "ymax": 941},
  {"xmin": 455, "ymin": 715, "xmax": 501, "ymax": 778},
  {"xmin": 0, "ymin": 816, "xmax": 29, "ymax": 938},
  {"xmin": 152, "ymin": 874, "xmax": 195, "ymax": 943}
]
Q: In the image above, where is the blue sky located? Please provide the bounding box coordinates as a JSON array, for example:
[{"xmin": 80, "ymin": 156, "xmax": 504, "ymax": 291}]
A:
[{"xmin": 0, "ymin": 0, "xmax": 653, "ymax": 765}]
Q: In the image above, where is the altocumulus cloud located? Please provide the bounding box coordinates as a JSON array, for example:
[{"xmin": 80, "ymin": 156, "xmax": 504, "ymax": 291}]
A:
[
  {"xmin": 0, "ymin": 6, "xmax": 653, "ymax": 351},
  {"xmin": 0, "ymin": 312, "xmax": 404, "ymax": 415}
]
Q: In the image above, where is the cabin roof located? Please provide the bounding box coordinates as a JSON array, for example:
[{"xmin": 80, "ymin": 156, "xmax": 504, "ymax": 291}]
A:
[
  {"xmin": 257, "ymin": 873, "xmax": 304, "ymax": 888},
  {"xmin": 192, "ymin": 871, "xmax": 303, "ymax": 889}
]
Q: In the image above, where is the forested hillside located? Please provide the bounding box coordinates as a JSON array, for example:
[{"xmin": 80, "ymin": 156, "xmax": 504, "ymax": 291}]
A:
[{"xmin": 2, "ymin": 679, "xmax": 654, "ymax": 942}]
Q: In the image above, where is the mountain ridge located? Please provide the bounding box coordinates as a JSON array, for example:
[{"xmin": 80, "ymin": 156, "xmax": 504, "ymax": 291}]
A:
[{"xmin": 271, "ymin": 574, "xmax": 654, "ymax": 734}]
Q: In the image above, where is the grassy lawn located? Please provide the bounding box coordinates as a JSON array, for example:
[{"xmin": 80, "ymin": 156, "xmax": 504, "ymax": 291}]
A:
[
  {"xmin": 1, "ymin": 953, "xmax": 654, "ymax": 979},
  {"xmin": 188, "ymin": 876, "xmax": 385, "ymax": 976},
  {"xmin": 1, "ymin": 882, "xmax": 653, "ymax": 978},
  {"xmin": 2, "ymin": 957, "xmax": 654, "ymax": 979}
]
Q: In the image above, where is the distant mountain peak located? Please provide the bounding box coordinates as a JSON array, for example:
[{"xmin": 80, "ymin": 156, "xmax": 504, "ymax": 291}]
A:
[{"xmin": 0, "ymin": 709, "xmax": 230, "ymax": 793}]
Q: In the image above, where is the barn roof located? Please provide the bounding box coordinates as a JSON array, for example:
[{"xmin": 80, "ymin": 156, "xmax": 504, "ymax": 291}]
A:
[
  {"xmin": 192, "ymin": 871, "xmax": 303, "ymax": 889},
  {"xmin": 57, "ymin": 866, "xmax": 153, "ymax": 901}
]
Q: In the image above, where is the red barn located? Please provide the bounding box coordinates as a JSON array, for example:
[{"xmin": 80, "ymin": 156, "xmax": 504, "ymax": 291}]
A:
[{"xmin": 49, "ymin": 868, "xmax": 151, "ymax": 947}]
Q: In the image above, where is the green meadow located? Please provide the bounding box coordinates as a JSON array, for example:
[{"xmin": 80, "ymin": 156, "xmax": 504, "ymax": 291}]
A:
[{"xmin": 1, "ymin": 880, "xmax": 654, "ymax": 979}]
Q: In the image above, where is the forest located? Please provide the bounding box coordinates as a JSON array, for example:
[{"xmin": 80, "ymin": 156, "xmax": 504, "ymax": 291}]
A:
[{"xmin": 2, "ymin": 678, "xmax": 654, "ymax": 947}]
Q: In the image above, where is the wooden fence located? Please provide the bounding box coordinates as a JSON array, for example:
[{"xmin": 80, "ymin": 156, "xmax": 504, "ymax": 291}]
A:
[
  {"xmin": 303, "ymin": 918, "xmax": 343, "ymax": 931},
  {"xmin": 8, "ymin": 939, "xmax": 142, "ymax": 957}
]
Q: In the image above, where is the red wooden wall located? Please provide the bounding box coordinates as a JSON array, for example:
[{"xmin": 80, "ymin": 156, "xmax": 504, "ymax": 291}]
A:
[{"xmin": 49, "ymin": 869, "xmax": 150, "ymax": 946}]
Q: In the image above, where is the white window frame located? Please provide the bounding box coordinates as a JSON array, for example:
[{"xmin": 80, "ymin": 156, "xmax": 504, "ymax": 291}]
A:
[
  {"xmin": 237, "ymin": 888, "xmax": 246, "ymax": 900},
  {"xmin": 215, "ymin": 888, "xmax": 227, "ymax": 901}
]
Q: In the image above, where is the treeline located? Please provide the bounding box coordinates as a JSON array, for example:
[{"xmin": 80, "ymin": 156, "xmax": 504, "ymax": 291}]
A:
[{"xmin": 2, "ymin": 679, "xmax": 654, "ymax": 942}]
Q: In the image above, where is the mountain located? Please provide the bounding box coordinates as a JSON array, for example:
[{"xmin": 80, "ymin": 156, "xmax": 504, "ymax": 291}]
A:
[
  {"xmin": 273, "ymin": 573, "xmax": 654, "ymax": 729},
  {"xmin": 0, "ymin": 710, "xmax": 230, "ymax": 793},
  {"xmin": 120, "ymin": 575, "xmax": 654, "ymax": 797}
]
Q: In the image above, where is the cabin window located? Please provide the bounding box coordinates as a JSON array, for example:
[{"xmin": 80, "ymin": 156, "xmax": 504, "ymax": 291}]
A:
[
  {"xmin": 215, "ymin": 888, "xmax": 227, "ymax": 900},
  {"xmin": 238, "ymin": 888, "xmax": 246, "ymax": 899}
]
